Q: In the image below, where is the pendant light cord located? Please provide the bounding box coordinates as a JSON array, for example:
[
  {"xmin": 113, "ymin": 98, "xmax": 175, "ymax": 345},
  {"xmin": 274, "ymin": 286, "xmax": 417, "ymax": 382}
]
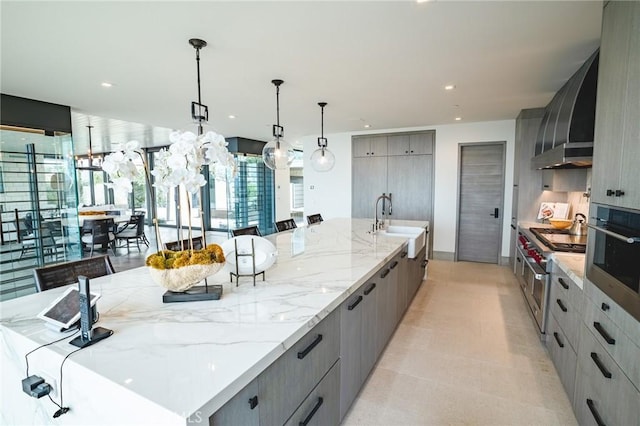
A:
[
  {"xmin": 275, "ymin": 84, "xmax": 281, "ymax": 136},
  {"xmin": 195, "ymin": 46, "xmax": 203, "ymax": 136}
]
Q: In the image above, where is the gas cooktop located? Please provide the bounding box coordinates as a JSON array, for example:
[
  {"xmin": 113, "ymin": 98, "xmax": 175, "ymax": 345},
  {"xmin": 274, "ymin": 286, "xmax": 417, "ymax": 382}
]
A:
[{"xmin": 529, "ymin": 227, "xmax": 587, "ymax": 253}]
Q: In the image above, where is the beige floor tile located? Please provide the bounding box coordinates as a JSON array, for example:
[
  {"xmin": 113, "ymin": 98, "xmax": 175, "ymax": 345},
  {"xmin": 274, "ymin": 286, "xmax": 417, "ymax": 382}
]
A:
[{"xmin": 342, "ymin": 260, "xmax": 577, "ymax": 426}]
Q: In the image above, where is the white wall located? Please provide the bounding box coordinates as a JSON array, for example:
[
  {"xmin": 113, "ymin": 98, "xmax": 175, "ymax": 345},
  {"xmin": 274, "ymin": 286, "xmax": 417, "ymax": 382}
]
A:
[
  {"xmin": 302, "ymin": 119, "xmax": 516, "ymax": 258},
  {"xmin": 274, "ymin": 168, "xmax": 291, "ymax": 221}
]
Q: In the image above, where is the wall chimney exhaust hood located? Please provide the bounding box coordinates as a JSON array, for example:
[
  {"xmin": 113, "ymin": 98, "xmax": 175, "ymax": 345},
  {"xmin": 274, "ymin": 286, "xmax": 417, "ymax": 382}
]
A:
[{"xmin": 532, "ymin": 50, "xmax": 599, "ymax": 170}]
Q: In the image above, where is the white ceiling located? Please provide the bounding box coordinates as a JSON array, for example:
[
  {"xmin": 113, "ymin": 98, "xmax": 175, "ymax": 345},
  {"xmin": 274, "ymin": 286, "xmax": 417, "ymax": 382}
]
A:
[{"xmin": 1, "ymin": 1, "xmax": 602, "ymax": 155}]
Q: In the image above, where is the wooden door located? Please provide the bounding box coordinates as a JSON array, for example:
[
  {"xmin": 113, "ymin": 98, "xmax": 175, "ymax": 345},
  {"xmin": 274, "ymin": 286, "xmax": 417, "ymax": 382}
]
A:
[
  {"xmin": 387, "ymin": 155, "xmax": 432, "ymax": 221},
  {"xmin": 351, "ymin": 156, "xmax": 387, "ymax": 218},
  {"xmin": 456, "ymin": 143, "xmax": 505, "ymax": 264}
]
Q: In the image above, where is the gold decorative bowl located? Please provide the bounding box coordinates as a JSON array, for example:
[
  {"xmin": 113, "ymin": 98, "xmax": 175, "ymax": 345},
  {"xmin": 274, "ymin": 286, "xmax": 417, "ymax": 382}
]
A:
[
  {"xmin": 148, "ymin": 262, "xmax": 224, "ymax": 292},
  {"xmin": 549, "ymin": 219, "xmax": 573, "ymax": 229}
]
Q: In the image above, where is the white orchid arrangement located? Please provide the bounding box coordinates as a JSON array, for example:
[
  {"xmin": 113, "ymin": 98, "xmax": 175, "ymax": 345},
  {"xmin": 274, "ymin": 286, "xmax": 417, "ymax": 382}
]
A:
[{"xmin": 101, "ymin": 130, "xmax": 237, "ymax": 254}]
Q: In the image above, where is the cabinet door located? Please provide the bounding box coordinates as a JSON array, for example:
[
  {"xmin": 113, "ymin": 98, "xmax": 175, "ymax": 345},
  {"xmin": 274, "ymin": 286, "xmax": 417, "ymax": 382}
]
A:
[
  {"xmin": 387, "ymin": 135, "xmax": 410, "ymax": 156},
  {"xmin": 618, "ymin": 2, "xmax": 640, "ymax": 209},
  {"xmin": 360, "ymin": 279, "xmax": 378, "ymax": 381},
  {"xmin": 384, "ymin": 259, "xmax": 399, "ymax": 340},
  {"xmin": 339, "ymin": 292, "xmax": 364, "ymax": 420},
  {"xmin": 352, "ymin": 156, "xmax": 387, "ymax": 218},
  {"xmin": 374, "ymin": 266, "xmax": 391, "ymax": 357},
  {"xmin": 284, "ymin": 360, "xmax": 340, "ymax": 426},
  {"xmin": 210, "ymin": 379, "xmax": 260, "ymax": 426},
  {"xmin": 353, "ymin": 137, "xmax": 372, "ymax": 157},
  {"xmin": 387, "ymin": 155, "xmax": 432, "ymax": 221},
  {"xmin": 369, "ymin": 135, "xmax": 388, "ymax": 157},
  {"xmin": 409, "ymin": 132, "xmax": 434, "ymax": 155},
  {"xmin": 546, "ymin": 314, "xmax": 577, "ymax": 403},
  {"xmin": 591, "ymin": 2, "xmax": 631, "ymax": 204},
  {"xmin": 396, "ymin": 250, "xmax": 409, "ymax": 322}
]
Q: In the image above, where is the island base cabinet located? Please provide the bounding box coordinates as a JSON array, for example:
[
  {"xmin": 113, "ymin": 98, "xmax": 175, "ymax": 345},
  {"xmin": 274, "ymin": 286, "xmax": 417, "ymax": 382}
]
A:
[
  {"xmin": 573, "ymin": 323, "xmax": 640, "ymax": 426},
  {"xmin": 284, "ymin": 360, "xmax": 340, "ymax": 426},
  {"xmin": 209, "ymin": 379, "xmax": 259, "ymax": 426},
  {"xmin": 258, "ymin": 309, "xmax": 340, "ymax": 426}
]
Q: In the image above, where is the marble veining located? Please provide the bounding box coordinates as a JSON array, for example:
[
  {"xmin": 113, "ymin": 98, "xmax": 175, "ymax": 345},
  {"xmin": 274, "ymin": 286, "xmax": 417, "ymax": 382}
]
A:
[
  {"xmin": 551, "ymin": 252, "xmax": 585, "ymax": 289},
  {"xmin": 0, "ymin": 218, "xmax": 425, "ymax": 425}
]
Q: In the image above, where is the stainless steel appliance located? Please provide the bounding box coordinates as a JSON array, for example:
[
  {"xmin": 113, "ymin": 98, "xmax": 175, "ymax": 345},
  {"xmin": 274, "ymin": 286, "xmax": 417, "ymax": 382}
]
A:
[
  {"xmin": 529, "ymin": 227, "xmax": 587, "ymax": 253},
  {"xmin": 586, "ymin": 204, "xmax": 640, "ymax": 322},
  {"xmin": 515, "ymin": 230, "xmax": 550, "ymax": 335}
]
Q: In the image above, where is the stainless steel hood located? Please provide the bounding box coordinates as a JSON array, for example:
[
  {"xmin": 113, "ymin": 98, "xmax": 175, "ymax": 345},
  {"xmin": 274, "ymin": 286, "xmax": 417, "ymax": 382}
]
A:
[{"xmin": 532, "ymin": 50, "xmax": 599, "ymax": 169}]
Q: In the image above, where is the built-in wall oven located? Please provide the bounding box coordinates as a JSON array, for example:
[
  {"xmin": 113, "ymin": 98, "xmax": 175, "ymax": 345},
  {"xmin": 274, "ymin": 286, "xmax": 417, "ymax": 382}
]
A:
[
  {"xmin": 515, "ymin": 232, "xmax": 549, "ymax": 334},
  {"xmin": 586, "ymin": 204, "xmax": 640, "ymax": 322}
]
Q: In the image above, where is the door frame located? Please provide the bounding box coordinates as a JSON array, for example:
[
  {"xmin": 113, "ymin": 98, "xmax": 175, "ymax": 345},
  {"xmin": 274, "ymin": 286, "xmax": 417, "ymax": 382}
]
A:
[{"xmin": 454, "ymin": 141, "xmax": 506, "ymax": 263}]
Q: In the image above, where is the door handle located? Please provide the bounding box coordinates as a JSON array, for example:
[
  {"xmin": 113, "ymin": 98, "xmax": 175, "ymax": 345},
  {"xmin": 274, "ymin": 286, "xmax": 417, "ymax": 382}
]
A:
[{"xmin": 490, "ymin": 208, "xmax": 499, "ymax": 218}]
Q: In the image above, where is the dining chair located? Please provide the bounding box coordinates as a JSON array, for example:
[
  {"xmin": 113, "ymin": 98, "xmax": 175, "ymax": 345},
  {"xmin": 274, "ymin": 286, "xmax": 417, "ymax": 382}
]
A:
[
  {"xmin": 164, "ymin": 237, "xmax": 205, "ymax": 251},
  {"xmin": 81, "ymin": 218, "xmax": 117, "ymax": 257},
  {"xmin": 274, "ymin": 218, "xmax": 297, "ymax": 232},
  {"xmin": 20, "ymin": 221, "xmax": 66, "ymax": 260},
  {"xmin": 115, "ymin": 214, "xmax": 149, "ymax": 252},
  {"xmin": 33, "ymin": 255, "xmax": 115, "ymax": 292},
  {"xmin": 306, "ymin": 214, "xmax": 323, "ymax": 225},
  {"xmin": 231, "ymin": 226, "xmax": 262, "ymax": 237}
]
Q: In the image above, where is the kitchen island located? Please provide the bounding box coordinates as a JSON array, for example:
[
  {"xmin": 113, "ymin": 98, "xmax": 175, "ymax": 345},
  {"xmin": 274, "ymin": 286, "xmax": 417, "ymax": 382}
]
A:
[{"xmin": 0, "ymin": 218, "xmax": 427, "ymax": 425}]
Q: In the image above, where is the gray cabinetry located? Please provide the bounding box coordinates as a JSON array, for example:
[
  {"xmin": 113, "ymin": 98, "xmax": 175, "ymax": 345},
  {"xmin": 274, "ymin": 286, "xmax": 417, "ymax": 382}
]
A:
[
  {"xmin": 258, "ymin": 310, "xmax": 340, "ymax": 426},
  {"xmin": 591, "ymin": 1, "xmax": 640, "ymax": 208},
  {"xmin": 375, "ymin": 260, "xmax": 398, "ymax": 358},
  {"xmin": 387, "ymin": 155, "xmax": 433, "ymax": 221},
  {"xmin": 387, "ymin": 132, "xmax": 434, "ymax": 156},
  {"xmin": 210, "ymin": 379, "xmax": 259, "ymax": 426},
  {"xmin": 396, "ymin": 249, "xmax": 410, "ymax": 323},
  {"xmin": 547, "ymin": 314, "xmax": 578, "ymax": 403},
  {"xmin": 352, "ymin": 156, "xmax": 387, "ymax": 218},
  {"xmin": 353, "ymin": 135, "xmax": 387, "ymax": 157},
  {"xmin": 285, "ymin": 361, "xmax": 340, "ymax": 426},
  {"xmin": 339, "ymin": 290, "xmax": 365, "ymax": 420}
]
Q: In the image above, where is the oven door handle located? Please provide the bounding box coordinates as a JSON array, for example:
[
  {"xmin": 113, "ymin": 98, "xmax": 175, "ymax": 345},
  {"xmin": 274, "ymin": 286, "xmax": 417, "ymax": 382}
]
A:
[
  {"xmin": 524, "ymin": 258, "xmax": 547, "ymax": 280},
  {"xmin": 587, "ymin": 223, "xmax": 640, "ymax": 244}
]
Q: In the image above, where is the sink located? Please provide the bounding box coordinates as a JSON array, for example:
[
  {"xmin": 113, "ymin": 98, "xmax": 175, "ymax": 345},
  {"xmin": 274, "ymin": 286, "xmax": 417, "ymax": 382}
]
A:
[{"xmin": 378, "ymin": 226, "xmax": 426, "ymax": 258}]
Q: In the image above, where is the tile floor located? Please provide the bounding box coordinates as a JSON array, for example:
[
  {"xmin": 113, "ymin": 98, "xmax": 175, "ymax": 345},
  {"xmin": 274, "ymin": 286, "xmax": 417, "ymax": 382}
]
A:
[{"xmin": 343, "ymin": 259, "xmax": 577, "ymax": 426}]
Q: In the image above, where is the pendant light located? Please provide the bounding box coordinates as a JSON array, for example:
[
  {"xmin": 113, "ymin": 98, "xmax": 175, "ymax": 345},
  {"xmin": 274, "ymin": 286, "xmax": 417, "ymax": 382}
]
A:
[
  {"xmin": 189, "ymin": 38, "xmax": 208, "ymax": 136},
  {"xmin": 262, "ymin": 79, "xmax": 295, "ymax": 170},
  {"xmin": 310, "ymin": 102, "xmax": 335, "ymax": 172},
  {"xmin": 76, "ymin": 125, "xmax": 102, "ymax": 170}
]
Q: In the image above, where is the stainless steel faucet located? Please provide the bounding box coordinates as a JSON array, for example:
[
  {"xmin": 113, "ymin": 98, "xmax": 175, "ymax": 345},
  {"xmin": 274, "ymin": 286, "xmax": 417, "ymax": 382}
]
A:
[{"xmin": 374, "ymin": 194, "xmax": 393, "ymax": 231}]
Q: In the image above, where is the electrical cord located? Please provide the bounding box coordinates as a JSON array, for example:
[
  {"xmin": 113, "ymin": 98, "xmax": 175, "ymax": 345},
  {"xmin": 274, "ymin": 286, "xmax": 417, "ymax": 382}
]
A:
[
  {"xmin": 50, "ymin": 346, "xmax": 83, "ymax": 418},
  {"xmin": 24, "ymin": 330, "xmax": 79, "ymax": 377}
]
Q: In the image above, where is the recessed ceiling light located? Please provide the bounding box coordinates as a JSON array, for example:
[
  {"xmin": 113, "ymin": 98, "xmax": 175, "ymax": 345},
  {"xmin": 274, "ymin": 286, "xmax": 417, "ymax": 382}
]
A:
[
  {"xmin": 445, "ymin": 85, "xmax": 456, "ymax": 91},
  {"xmin": 101, "ymin": 82, "xmax": 113, "ymax": 88},
  {"xmin": 228, "ymin": 115, "xmax": 236, "ymax": 119},
  {"xmin": 455, "ymin": 117, "xmax": 462, "ymax": 121},
  {"xmin": 364, "ymin": 124, "xmax": 371, "ymax": 128},
  {"xmin": 416, "ymin": 0, "xmax": 431, "ymax": 3}
]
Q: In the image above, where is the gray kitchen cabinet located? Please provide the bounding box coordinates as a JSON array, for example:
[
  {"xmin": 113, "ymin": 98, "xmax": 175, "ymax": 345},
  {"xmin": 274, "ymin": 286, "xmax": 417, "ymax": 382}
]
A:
[
  {"xmin": 548, "ymin": 262, "xmax": 583, "ymax": 352},
  {"xmin": 541, "ymin": 169, "xmax": 587, "ymax": 192},
  {"xmin": 591, "ymin": 1, "xmax": 640, "ymax": 208},
  {"xmin": 352, "ymin": 156, "xmax": 387, "ymax": 219},
  {"xmin": 353, "ymin": 135, "xmax": 387, "ymax": 157},
  {"xmin": 258, "ymin": 309, "xmax": 340, "ymax": 426},
  {"xmin": 375, "ymin": 261, "xmax": 397, "ymax": 358},
  {"xmin": 396, "ymin": 248, "xmax": 410, "ymax": 323},
  {"xmin": 573, "ymin": 322, "xmax": 640, "ymax": 426},
  {"xmin": 387, "ymin": 132, "xmax": 434, "ymax": 156},
  {"xmin": 408, "ymin": 246, "xmax": 427, "ymax": 302},
  {"xmin": 360, "ymin": 279, "xmax": 378, "ymax": 381},
  {"xmin": 209, "ymin": 379, "xmax": 259, "ymax": 426},
  {"xmin": 339, "ymin": 290, "xmax": 365, "ymax": 420},
  {"xmin": 284, "ymin": 361, "xmax": 340, "ymax": 426},
  {"xmin": 547, "ymin": 314, "xmax": 578, "ymax": 404},
  {"xmin": 387, "ymin": 155, "xmax": 433, "ymax": 221}
]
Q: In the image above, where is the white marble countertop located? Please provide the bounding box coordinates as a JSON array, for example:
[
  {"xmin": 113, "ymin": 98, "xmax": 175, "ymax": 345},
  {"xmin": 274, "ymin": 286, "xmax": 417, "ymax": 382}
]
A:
[{"xmin": 1, "ymin": 218, "xmax": 427, "ymax": 425}]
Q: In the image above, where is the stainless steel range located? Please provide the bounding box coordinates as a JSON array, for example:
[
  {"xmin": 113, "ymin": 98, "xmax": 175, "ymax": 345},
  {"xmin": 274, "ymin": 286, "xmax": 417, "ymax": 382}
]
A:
[{"xmin": 529, "ymin": 228, "xmax": 587, "ymax": 253}]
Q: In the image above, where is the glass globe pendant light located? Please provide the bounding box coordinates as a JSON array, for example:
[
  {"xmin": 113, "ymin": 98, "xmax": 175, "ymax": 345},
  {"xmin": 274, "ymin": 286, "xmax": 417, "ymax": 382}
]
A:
[
  {"xmin": 310, "ymin": 102, "xmax": 335, "ymax": 172},
  {"xmin": 262, "ymin": 79, "xmax": 295, "ymax": 170}
]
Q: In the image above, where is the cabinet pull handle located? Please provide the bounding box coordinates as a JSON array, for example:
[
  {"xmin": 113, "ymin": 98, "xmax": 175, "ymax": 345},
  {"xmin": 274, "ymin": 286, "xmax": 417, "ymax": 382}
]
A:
[
  {"xmin": 556, "ymin": 299, "xmax": 567, "ymax": 312},
  {"xmin": 390, "ymin": 261, "xmax": 398, "ymax": 270},
  {"xmin": 299, "ymin": 397, "xmax": 324, "ymax": 426},
  {"xmin": 401, "ymin": 251, "xmax": 408, "ymax": 258},
  {"xmin": 615, "ymin": 190, "xmax": 625, "ymax": 197},
  {"xmin": 364, "ymin": 283, "xmax": 377, "ymax": 295},
  {"xmin": 590, "ymin": 352, "xmax": 612, "ymax": 379},
  {"xmin": 248, "ymin": 395, "xmax": 259, "ymax": 410},
  {"xmin": 593, "ymin": 322, "xmax": 615, "ymax": 345},
  {"xmin": 297, "ymin": 334, "xmax": 323, "ymax": 359},
  {"xmin": 553, "ymin": 332, "xmax": 564, "ymax": 348},
  {"xmin": 421, "ymin": 260, "xmax": 428, "ymax": 268},
  {"xmin": 586, "ymin": 399, "xmax": 606, "ymax": 426},
  {"xmin": 381, "ymin": 269, "xmax": 390, "ymax": 279},
  {"xmin": 558, "ymin": 277, "xmax": 569, "ymax": 290},
  {"xmin": 601, "ymin": 302, "xmax": 610, "ymax": 311},
  {"xmin": 510, "ymin": 224, "xmax": 516, "ymax": 230},
  {"xmin": 348, "ymin": 295, "xmax": 363, "ymax": 311},
  {"xmin": 606, "ymin": 189, "xmax": 615, "ymax": 197}
]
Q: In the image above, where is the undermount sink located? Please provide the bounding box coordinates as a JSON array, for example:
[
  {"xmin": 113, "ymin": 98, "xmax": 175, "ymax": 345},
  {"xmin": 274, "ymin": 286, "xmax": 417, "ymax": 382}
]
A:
[{"xmin": 378, "ymin": 225, "xmax": 426, "ymax": 259}]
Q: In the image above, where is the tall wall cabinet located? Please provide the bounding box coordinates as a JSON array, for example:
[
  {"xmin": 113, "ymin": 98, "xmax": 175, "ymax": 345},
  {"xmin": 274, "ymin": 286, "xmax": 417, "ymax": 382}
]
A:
[
  {"xmin": 591, "ymin": 1, "xmax": 640, "ymax": 208},
  {"xmin": 352, "ymin": 131, "xmax": 434, "ymax": 227}
]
